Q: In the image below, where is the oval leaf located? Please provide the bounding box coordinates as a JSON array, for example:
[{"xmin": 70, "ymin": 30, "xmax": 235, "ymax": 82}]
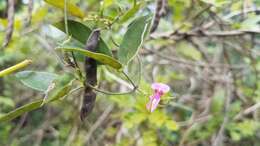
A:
[
  {"xmin": 118, "ymin": 15, "xmax": 152, "ymax": 65},
  {"xmin": 0, "ymin": 83, "xmax": 72, "ymax": 122},
  {"xmin": 53, "ymin": 20, "xmax": 112, "ymax": 57},
  {"xmin": 58, "ymin": 47, "xmax": 122, "ymax": 70},
  {"xmin": 15, "ymin": 71, "xmax": 58, "ymax": 92},
  {"xmin": 44, "ymin": 0, "xmax": 84, "ymax": 18}
]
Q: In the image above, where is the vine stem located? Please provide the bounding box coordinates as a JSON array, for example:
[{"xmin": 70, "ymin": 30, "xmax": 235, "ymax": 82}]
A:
[
  {"xmin": 86, "ymin": 83, "xmax": 136, "ymax": 95},
  {"xmin": 85, "ymin": 71, "xmax": 146, "ymax": 96},
  {"xmin": 63, "ymin": 0, "xmax": 83, "ymax": 80},
  {"xmin": 121, "ymin": 71, "xmax": 137, "ymax": 89},
  {"xmin": 122, "ymin": 70, "xmax": 146, "ymax": 95}
]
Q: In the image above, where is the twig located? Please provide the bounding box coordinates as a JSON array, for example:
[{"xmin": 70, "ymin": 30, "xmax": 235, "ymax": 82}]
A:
[
  {"xmin": 84, "ymin": 104, "xmax": 114, "ymax": 144},
  {"xmin": 177, "ymin": 114, "xmax": 212, "ymax": 127},
  {"xmin": 187, "ymin": 37, "xmax": 210, "ymax": 62},
  {"xmin": 65, "ymin": 119, "xmax": 79, "ymax": 146},
  {"xmin": 212, "ymin": 40, "xmax": 236, "ymax": 146},
  {"xmin": 234, "ymin": 102, "xmax": 260, "ymax": 120},
  {"xmin": 150, "ymin": 0, "xmax": 167, "ymax": 33},
  {"xmin": 1, "ymin": 0, "xmax": 15, "ymax": 50},
  {"xmin": 8, "ymin": 113, "xmax": 28, "ymax": 143},
  {"xmin": 224, "ymin": 7, "xmax": 260, "ymax": 20},
  {"xmin": 26, "ymin": 0, "xmax": 33, "ymax": 26},
  {"xmin": 86, "ymin": 83, "xmax": 136, "ymax": 95},
  {"xmin": 201, "ymin": 7, "xmax": 260, "ymax": 30},
  {"xmin": 145, "ymin": 48, "xmax": 245, "ymax": 70},
  {"xmin": 151, "ymin": 29, "xmax": 260, "ymax": 40}
]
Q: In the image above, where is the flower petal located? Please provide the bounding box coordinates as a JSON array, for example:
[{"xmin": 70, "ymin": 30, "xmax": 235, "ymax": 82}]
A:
[
  {"xmin": 150, "ymin": 98, "xmax": 160, "ymax": 112},
  {"xmin": 146, "ymin": 100, "xmax": 152, "ymax": 111},
  {"xmin": 149, "ymin": 95, "xmax": 153, "ymax": 100},
  {"xmin": 151, "ymin": 83, "xmax": 170, "ymax": 93}
]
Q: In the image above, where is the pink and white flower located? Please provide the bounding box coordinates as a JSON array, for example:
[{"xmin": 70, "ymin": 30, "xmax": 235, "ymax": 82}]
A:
[{"xmin": 146, "ymin": 83, "xmax": 170, "ymax": 112}]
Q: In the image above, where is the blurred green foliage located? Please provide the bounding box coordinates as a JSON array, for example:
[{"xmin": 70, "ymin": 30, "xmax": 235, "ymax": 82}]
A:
[{"xmin": 0, "ymin": 0, "xmax": 260, "ymax": 146}]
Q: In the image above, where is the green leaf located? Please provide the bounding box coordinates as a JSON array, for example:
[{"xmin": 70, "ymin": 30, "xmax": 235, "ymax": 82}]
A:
[
  {"xmin": 241, "ymin": 15, "xmax": 260, "ymax": 30},
  {"xmin": 0, "ymin": 83, "xmax": 72, "ymax": 122},
  {"xmin": 15, "ymin": 71, "xmax": 58, "ymax": 92},
  {"xmin": 148, "ymin": 110, "xmax": 168, "ymax": 127},
  {"xmin": 58, "ymin": 47, "xmax": 122, "ymax": 70},
  {"xmin": 142, "ymin": 131, "xmax": 157, "ymax": 146},
  {"xmin": 0, "ymin": 96, "xmax": 14, "ymax": 107},
  {"xmin": 165, "ymin": 120, "xmax": 178, "ymax": 131},
  {"xmin": 44, "ymin": 0, "xmax": 84, "ymax": 18},
  {"xmin": 118, "ymin": 15, "xmax": 151, "ymax": 65},
  {"xmin": 123, "ymin": 112, "xmax": 147, "ymax": 129},
  {"xmin": 119, "ymin": 2, "xmax": 143, "ymax": 23},
  {"xmin": 53, "ymin": 20, "xmax": 112, "ymax": 57},
  {"xmin": 176, "ymin": 41, "xmax": 201, "ymax": 60},
  {"xmin": 210, "ymin": 88, "xmax": 225, "ymax": 113}
]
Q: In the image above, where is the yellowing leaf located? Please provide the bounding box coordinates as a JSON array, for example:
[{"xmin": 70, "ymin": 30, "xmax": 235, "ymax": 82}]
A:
[
  {"xmin": 32, "ymin": 6, "xmax": 48, "ymax": 24},
  {"xmin": 103, "ymin": 0, "xmax": 114, "ymax": 8},
  {"xmin": 0, "ymin": 18, "xmax": 22, "ymax": 30},
  {"xmin": 44, "ymin": 0, "xmax": 84, "ymax": 18}
]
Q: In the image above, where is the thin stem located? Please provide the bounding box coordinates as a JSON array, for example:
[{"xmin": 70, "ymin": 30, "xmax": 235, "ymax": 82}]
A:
[
  {"xmin": 86, "ymin": 83, "xmax": 136, "ymax": 95},
  {"xmin": 63, "ymin": 0, "xmax": 83, "ymax": 81},
  {"xmin": 121, "ymin": 71, "xmax": 147, "ymax": 95},
  {"xmin": 121, "ymin": 71, "xmax": 137, "ymax": 89},
  {"xmin": 59, "ymin": 86, "xmax": 83, "ymax": 101},
  {"xmin": 71, "ymin": 52, "xmax": 79, "ymax": 68},
  {"xmin": 64, "ymin": 0, "xmax": 69, "ymax": 35},
  {"xmin": 136, "ymin": 55, "xmax": 142, "ymax": 86},
  {"xmin": 111, "ymin": 37, "xmax": 120, "ymax": 47},
  {"xmin": 71, "ymin": 52, "xmax": 83, "ymax": 80}
]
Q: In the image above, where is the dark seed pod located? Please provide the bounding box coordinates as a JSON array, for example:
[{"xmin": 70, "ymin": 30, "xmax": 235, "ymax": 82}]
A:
[
  {"xmin": 80, "ymin": 29, "xmax": 100, "ymax": 120},
  {"xmin": 80, "ymin": 87, "xmax": 96, "ymax": 120}
]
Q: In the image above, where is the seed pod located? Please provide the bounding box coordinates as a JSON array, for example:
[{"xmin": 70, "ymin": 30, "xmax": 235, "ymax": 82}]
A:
[
  {"xmin": 80, "ymin": 87, "xmax": 96, "ymax": 120},
  {"xmin": 80, "ymin": 29, "xmax": 100, "ymax": 120}
]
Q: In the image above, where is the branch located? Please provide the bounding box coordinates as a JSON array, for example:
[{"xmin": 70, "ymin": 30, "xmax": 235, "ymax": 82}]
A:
[
  {"xmin": 151, "ymin": 29, "xmax": 260, "ymax": 40},
  {"xmin": 1, "ymin": 0, "xmax": 15, "ymax": 50},
  {"xmin": 84, "ymin": 104, "xmax": 114, "ymax": 144},
  {"xmin": 145, "ymin": 48, "xmax": 245, "ymax": 70},
  {"xmin": 150, "ymin": 0, "xmax": 167, "ymax": 33}
]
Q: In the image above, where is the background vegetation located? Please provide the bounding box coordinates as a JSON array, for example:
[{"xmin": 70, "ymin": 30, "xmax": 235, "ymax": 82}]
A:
[{"xmin": 0, "ymin": 0, "xmax": 260, "ymax": 146}]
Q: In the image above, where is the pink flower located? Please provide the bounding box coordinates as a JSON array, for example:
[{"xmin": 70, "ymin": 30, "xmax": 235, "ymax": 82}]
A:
[{"xmin": 146, "ymin": 83, "xmax": 170, "ymax": 112}]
